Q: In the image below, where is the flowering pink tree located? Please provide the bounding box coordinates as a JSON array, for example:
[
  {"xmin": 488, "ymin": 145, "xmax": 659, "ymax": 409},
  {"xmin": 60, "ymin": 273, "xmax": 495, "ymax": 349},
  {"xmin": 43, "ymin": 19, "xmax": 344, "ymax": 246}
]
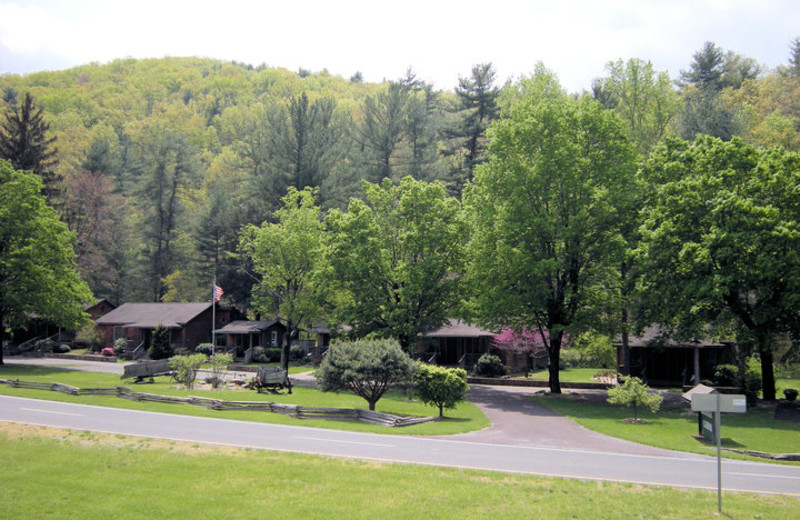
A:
[{"xmin": 492, "ymin": 327, "xmax": 566, "ymax": 376}]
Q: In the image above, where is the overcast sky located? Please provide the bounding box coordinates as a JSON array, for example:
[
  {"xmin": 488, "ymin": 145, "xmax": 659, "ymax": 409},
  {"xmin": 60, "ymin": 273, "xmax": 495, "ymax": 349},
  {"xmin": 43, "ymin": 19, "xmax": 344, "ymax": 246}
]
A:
[{"xmin": 1, "ymin": 0, "xmax": 798, "ymax": 93}]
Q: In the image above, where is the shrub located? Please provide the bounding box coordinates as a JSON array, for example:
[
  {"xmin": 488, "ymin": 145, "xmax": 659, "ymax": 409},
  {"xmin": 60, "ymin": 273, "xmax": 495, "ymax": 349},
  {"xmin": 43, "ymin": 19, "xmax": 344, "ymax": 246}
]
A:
[
  {"xmin": 148, "ymin": 324, "xmax": 174, "ymax": 360},
  {"xmin": 474, "ymin": 353, "xmax": 506, "ymax": 378},
  {"xmin": 75, "ymin": 322, "xmax": 103, "ymax": 351},
  {"xmin": 35, "ymin": 339, "xmax": 59, "ymax": 352},
  {"xmin": 208, "ymin": 353, "xmax": 233, "ymax": 388},
  {"xmin": 414, "ymin": 363, "xmax": 469, "ymax": 417},
  {"xmin": 195, "ymin": 343, "xmax": 214, "ymax": 357},
  {"xmin": 315, "ymin": 339, "xmax": 416, "ymax": 411},
  {"xmin": 713, "ymin": 364, "xmax": 739, "ymax": 387},
  {"xmin": 289, "ymin": 344, "xmax": 306, "ymax": 362},
  {"xmin": 100, "ymin": 347, "xmax": 115, "ymax": 357},
  {"xmin": 743, "ymin": 357, "xmax": 763, "ymax": 404},
  {"xmin": 607, "ymin": 376, "xmax": 663, "ymax": 422},
  {"xmin": 113, "ymin": 337, "xmax": 128, "ymax": 357},
  {"xmin": 784, "ymin": 388, "xmax": 798, "ymax": 402},
  {"xmin": 52, "ymin": 343, "xmax": 71, "ymax": 353},
  {"xmin": 251, "ymin": 346, "xmax": 268, "ymax": 363},
  {"xmin": 264, "ymin": 348, "xmax": 281, "ymax": 362},
  {"xmin": 168, "ymin": 353, "xmax": 207, "ymax": 390},
  {"xmin": 559, "ymin": 349, "xmax": 582, "ymax": 369}
]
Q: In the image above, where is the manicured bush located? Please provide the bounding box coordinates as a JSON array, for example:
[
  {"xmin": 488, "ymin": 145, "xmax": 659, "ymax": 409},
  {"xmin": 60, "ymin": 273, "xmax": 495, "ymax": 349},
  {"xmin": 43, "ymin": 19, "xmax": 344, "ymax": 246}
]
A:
[
  {"xmin": 316, "ymin": 338, "xmax": 416, "ymax": 411},
  {"xmin": 474, "ymin": 353, "xmax": 506, "ymax": 378},
  {"xmin": 51, "ymin": 343, "xmax": 71, "ymax": 353},
  {"xmin": 264, "ymin": 348, "xmax": 281, "ymax": 362},
  {"xmin": 100, "ymin": 347, "xmax": 115, "ymax": 357},
  {"xmin": 783, "ymin": 388, "xmax": 797, "ymax": 402},
  {"xmin": 414, "ymin": 363, "xmax": 469, "ymax": 417}
]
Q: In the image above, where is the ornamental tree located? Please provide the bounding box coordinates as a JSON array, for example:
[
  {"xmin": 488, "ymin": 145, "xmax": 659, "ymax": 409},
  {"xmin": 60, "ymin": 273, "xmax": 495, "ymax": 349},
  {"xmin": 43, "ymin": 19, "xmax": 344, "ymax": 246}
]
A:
[
  {"xmin": 413, "ymin": 363, "xmax": 469, "ymax": 417},
  {"xmin": 607, "ymin": 376, "xmax": 663, "ymax": 422},
  {"xmin": 315, "ymin": 339, "xmax": 416, "ymax": 411}
]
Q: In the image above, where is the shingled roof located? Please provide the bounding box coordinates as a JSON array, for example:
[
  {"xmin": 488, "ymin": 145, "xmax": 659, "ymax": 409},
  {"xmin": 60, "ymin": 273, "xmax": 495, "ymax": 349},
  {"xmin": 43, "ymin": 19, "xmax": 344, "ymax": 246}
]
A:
[
  {"xmin": 95, "ymin": 302, "xmax": 212, "ymax": 329},
  {"xmin": 215, "ymin": 320, "xmax": 280, "ymax": 334},
  {"xmin": 426, "ymin": 319, "xmax": 496, "ymax": 338}
]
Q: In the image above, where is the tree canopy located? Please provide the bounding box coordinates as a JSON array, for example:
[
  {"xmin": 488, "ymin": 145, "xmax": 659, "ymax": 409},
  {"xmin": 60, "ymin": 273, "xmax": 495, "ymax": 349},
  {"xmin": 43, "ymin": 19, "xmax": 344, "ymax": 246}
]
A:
[
  {"xmin": 0, "ymin": 160, "xmax": 92, "ymax": 363},
  {"xmin": 325, "ymin": 176, "xmax": 467, "ymax": 351},
  {"xmin": 465, "ymin": 66, "xmax": 637, "ymax": 393},
  {"xmin": 636, "ymin": 136, "xmax": 800, "ymax": 400}
]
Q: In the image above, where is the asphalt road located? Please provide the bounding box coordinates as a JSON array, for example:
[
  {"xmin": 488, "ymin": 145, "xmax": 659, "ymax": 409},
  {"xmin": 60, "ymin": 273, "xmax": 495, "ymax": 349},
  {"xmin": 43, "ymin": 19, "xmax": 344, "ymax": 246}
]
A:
[{"xmin": 2, "ymin": 395, "xmax": 799, "ymax": 496}]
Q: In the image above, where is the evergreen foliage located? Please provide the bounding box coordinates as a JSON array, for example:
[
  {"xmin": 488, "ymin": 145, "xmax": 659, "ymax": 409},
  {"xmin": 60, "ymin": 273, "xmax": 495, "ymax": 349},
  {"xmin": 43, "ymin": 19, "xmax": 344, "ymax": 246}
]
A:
[
  {"xmin": 148, "ymin": 324, "xmax": 174, "ymax": 360},
  {"xmin": 315, "ymin": 339, "xmax": 416, "ymax": 411}
]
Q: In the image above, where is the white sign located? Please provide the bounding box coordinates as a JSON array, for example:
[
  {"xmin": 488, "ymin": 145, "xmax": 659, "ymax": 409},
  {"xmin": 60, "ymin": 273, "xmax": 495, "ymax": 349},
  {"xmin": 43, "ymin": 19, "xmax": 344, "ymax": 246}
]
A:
[{"xmin": 691, "ymin": 393, "xmax": 747, "ymax": 413}]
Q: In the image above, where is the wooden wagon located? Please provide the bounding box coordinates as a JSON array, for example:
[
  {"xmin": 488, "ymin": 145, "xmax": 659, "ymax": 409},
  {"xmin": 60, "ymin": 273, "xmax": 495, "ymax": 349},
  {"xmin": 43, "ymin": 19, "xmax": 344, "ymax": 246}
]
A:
[
  {"xmin": 256, "ymin": 366, "xmax": 292, "ymax": 394},
  {"xmin": 121, "ymin": 359, "xmax": 173, "ymax": 383}
]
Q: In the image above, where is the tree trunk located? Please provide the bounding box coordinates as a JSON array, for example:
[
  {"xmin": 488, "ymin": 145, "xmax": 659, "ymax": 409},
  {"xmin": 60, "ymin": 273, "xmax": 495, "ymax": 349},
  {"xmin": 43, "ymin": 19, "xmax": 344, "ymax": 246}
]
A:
[
  {"xmin": 760, "ymin": 347, "xmax": 776, "ymax": 401},
  {"xmin": 281, "ymin": 326, "xmax": 293, "ymax": 372},
  {"xmin": 0, "ymin": 307, "xmax": 5, "ymax": 365},
  {"xmin": 548, "ymin": 332, "xmax": 562, "ymax": 394}
]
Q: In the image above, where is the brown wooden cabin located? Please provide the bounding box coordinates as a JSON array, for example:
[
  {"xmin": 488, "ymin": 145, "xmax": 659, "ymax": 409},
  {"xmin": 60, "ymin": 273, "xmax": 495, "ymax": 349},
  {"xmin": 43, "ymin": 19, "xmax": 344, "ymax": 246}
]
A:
[
  {"xmin": 214, "ymin": 320, "xmax": 286, "ymax": 361},
  {"xmin": 615, "ymin": 326, "xmax": 734, "ymax": 387},
  {"xmin": 95, "ymin": 302, "xmax": 242, "ymax": 354}
]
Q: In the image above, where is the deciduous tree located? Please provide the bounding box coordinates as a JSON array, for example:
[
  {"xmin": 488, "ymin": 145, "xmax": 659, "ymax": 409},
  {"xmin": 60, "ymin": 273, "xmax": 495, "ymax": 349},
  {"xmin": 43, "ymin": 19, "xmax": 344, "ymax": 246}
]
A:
[
  {"xmin": 465, "ymin": 66, "xmax": 637, "ymax": 394},
  {"xmin": 0, "ymin": 160, "xmax": 92, "ymax": 364},
  {"xmin": 636, "ymin": 136, "xmax": 800, "ymax": 401},
  {"xmin": 325, "ymin": 177, "xmax": 466, "ymax": 351},
  {"xmin": 413, "ymin": 363, "xmax": 468, "ymax": 417},
  {"xmin": 240, "ymin": 187, "xmax": 329, "ymax": 370}
]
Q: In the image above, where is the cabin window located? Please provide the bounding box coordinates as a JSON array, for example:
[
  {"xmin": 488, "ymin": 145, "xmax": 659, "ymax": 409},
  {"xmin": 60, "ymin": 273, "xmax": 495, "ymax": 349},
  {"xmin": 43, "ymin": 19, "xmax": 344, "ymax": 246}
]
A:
[{"xmin": 271, "ymin": 331, "xmax": 278, "ymax": 347}]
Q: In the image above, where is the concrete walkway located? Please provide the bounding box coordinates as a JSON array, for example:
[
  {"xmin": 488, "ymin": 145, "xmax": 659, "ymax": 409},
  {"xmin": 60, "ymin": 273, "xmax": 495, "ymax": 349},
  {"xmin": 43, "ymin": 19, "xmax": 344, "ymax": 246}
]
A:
[{"xmin": 3, "ymin": 356, "xmax": 681, "ymax": 457}]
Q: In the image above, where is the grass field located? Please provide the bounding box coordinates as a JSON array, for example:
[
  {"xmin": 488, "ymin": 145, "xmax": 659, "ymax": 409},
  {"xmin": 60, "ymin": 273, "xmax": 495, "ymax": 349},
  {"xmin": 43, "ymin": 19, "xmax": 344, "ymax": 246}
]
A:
[
  {"xmin": 1, "ymin": 423, "xmax": 797, "ymax": 520},
  {"xmin": 533, "ymin": 392, "xmax": 800, "ymax": 461},
  {"xmin": 520, "ymin": 368, "xmax": 604, "ymax": 383},
  {"xmin": 0, "ymin": 363, "xmax": 488, "ymax": 435}
]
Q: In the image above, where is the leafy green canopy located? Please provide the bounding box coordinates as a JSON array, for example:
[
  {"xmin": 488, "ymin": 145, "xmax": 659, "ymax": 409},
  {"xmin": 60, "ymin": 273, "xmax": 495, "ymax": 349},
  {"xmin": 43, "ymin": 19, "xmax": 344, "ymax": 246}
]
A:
[
  {"xmin": 465, "ymin": 65, "xmax": 637, "ymax": 394},
  {"xmin": 325, "ymin": 176, "xmax": 467, "ymax": 351},
  {"xmin": 0, "ymin": 160, "xmax": 92, "ymax": 363},
  {"xmin": 607, "ymin": 376, "xmax": 663, "ymax": 422},
  {"xmin": 636, "ymin": 136, "xmax": 800, "ymax": 400},
  {"xmin": 315, "ymin": 339, "xmax": 416, "ymax": 411},
  {"xmin": 240, "ymin": 187, "xmax": 329, "ymax": 370}
]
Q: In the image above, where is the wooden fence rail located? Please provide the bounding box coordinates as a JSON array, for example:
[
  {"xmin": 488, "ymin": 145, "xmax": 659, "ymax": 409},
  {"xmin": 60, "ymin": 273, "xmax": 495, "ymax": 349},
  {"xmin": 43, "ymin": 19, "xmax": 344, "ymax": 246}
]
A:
[{"xmin": 0, "ymin": 379, "xmax": 438, "ymax": 427}]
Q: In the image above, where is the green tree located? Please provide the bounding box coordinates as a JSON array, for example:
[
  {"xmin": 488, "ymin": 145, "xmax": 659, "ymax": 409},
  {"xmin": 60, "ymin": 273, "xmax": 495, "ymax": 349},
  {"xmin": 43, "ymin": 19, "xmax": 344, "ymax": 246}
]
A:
[
  {"xmin": 788, "ymin": 37, "xmax": 800, "ymax": 77},
  {"xmin": 607, "ymin": 376, "xmax": 663, "ymax": 422},
  {"xmin": 135, "ymin": 131, "xmax": 202, "ymax": 301},
  {"xmin": 464, "ymin": 66, "xmax": 637, "ymax": 394},
  {"xmin": 0, "ymin": 93, "xmax": 59, "ymax": 201},
  {"xmin": 0, "ymin": 160, "xmax": 92, "ymax": 364},
  {"xmin": 414, "ymin": 363, "xmax": 468, "ymax": 417},
  {"xmin": 593, "ymin": 58, "xmax": 682, "ymax": 156},
  {"xmin": 315, "ymin": 339, "xmax": 416, "ymax": 411},
  {"xmin": 354, "ymin": 82, "xmax": 409, "ymax": 182},
  {"xmin": 240, "ymin": 187, "xmax": 328, "ymax": 370},
  {"xmin": 325, "ymin": 176, "xmax": 467, "ymax": 352},
  {"xmin": 636, "ymin": 136, "xmax": 800, "ymax": 401}
]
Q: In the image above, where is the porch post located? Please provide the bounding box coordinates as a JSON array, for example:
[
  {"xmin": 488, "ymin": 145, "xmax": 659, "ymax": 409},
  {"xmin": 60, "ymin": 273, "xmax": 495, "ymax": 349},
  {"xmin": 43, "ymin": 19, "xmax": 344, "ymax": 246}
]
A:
[{"xmin": 694, "ymin": 345, "xmax": 701, "ymax": 385}]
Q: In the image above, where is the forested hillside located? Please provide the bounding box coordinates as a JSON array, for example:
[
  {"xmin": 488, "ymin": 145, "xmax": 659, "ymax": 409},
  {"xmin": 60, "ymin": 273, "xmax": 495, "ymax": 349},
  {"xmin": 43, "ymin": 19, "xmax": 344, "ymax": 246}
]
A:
[{"xmin": 1, "ymin": 41, "xmax": 799, "ymax": 312}]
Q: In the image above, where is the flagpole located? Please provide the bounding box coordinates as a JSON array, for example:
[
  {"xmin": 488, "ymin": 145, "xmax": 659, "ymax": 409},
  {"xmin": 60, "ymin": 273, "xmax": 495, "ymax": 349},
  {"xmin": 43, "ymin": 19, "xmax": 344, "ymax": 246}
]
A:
[{"xmin": 211, "ymin": 277, "xmax": 217, "ymax": 356}]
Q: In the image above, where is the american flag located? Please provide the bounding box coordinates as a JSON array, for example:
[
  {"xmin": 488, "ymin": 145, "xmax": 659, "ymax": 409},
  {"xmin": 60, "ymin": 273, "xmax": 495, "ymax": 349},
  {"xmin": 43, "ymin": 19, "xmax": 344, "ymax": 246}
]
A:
[{"xmin": 213, "ymin": 285, "xmax": 224, "ymax": 302}]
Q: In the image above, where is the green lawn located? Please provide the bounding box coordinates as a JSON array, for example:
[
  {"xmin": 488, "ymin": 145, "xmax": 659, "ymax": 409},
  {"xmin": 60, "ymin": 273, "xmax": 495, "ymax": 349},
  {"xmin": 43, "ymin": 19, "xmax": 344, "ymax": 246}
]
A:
[
  {"xmin": 0, "ymin": 363, "xmax": 487, "ymax": 435},
  {"xmin": 1, "ymin": 424, "xmax": 797, "ymax": 520},
  {"xmin": 533, "ymin": 392, "xmax": 800, "ymax": 461},
  {"xmin": 520, "ymin": 368, "xmax": 605, "ymax": 383}
]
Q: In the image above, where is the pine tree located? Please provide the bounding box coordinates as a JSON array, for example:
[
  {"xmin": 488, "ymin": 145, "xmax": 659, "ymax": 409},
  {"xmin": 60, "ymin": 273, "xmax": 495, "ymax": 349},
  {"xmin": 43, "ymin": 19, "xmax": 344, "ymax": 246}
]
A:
[{"xmin": 0, "ymin": 93, "xmax": 59, "ymax": 201}]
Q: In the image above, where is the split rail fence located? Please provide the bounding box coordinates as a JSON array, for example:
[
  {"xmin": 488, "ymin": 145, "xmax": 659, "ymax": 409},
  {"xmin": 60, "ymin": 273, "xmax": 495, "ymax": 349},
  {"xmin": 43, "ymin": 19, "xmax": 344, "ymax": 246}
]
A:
[{"xmin": 0, "ymin": 379, "xmax": 436, "ymax": 427}]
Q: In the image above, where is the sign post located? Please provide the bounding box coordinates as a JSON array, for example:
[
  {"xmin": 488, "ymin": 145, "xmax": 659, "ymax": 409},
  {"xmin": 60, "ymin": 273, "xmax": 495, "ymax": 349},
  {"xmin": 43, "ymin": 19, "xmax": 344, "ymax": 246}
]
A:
[{"xmin": 691, "ymin": 393, "xmax": 747, "ymax": 513}]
